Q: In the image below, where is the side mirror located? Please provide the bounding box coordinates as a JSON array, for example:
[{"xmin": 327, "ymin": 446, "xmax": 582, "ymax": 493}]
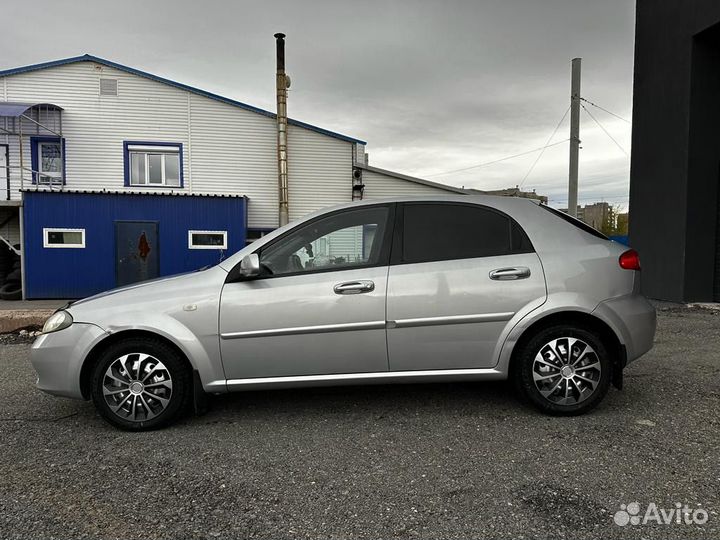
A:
[{"xmin": 239, "ymin": 253, "xmax": 261, "ymax": 277}]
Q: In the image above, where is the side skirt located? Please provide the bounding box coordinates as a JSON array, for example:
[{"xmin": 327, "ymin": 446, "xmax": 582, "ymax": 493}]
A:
[{"xmin": 205, "ymin": 368, "xmax": 507, "ymax": 393}]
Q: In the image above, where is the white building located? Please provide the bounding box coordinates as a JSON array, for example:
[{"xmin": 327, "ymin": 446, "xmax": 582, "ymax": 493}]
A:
[{"xmin": 0, "ymin": 54, "xmax": 465, "ymax": 298}]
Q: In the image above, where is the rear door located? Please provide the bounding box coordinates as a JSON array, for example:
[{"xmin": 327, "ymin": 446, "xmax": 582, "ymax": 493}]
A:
[{"xmin": 386, "ymin": 202, "xmax": 546, "ymax": 370}]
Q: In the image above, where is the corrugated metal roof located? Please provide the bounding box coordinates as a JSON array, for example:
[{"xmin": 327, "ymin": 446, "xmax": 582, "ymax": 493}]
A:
[
  {"xmin": 0, "ymin": 101, "xmax": 63, "ymax": 117},
  {"xmin": 0, "ymin": 54, "xmax": 366, "ymax": 145},
  {"xmin": 20, "ymin": 188, "xmax": 248, "ymax": 199},
  {"xmin": 356, "ymin": 164, "xmax": 471, "ymax": 194}
]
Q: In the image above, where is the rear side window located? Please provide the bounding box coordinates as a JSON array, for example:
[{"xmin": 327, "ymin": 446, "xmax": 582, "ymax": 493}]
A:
[
  {"xmin": 539, "ymin": 205, "xmax": 608, "ymax": 240},
  {"xmin": 400, "ymin": 203, "xmax": 533, "ymax": 264}
]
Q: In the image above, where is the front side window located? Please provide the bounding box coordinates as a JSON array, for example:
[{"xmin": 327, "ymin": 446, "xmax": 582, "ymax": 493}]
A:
[
  {"xmin": 259, "ymin": 206, "xmax": 390, "ymax": 276},
  {"xmin": 125, "ymin": 143, "xmax": 181, "ymax": 187},
  {"xmin": 401, "ymin": 203, "xmax": 532, "ymax": 264}
]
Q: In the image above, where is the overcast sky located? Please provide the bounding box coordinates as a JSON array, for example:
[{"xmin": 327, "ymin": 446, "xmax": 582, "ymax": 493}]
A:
[{"xmin": 1, "ymin": 0, "xmax": 636, "ymax": 209}]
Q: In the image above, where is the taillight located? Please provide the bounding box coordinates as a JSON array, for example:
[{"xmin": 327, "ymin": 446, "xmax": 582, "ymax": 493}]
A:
[{"xmin": 619, "ymin": 249, "xmax": 641, "ymax": 270}]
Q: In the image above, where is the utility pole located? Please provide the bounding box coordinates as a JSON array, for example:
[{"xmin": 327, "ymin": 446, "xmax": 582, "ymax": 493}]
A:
[
  {"xmin": 275, "ymin": 32, "xmax": 290, "ymax": 227},
  {"xmin": 567, "ymin": 58, "xmax": 581, "ymax": 217}
]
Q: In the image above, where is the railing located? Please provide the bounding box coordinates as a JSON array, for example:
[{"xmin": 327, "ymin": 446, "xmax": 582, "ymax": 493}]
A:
[{"xmin": 0, "ymin": 166, "xmax": 64, "ymax": 201}]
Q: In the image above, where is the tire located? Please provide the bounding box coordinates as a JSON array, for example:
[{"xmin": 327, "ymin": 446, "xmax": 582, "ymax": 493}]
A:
[
  {"xmin": 0, "ymin": 281, "xmax": 22, "ymax": 301},
  {"xmin": 90, "ymin": 337, "xmax": 192, "ymax": 430},
  {"xmin": 512, "ymin": 325, "xmax": 612, "ymax": 416}
]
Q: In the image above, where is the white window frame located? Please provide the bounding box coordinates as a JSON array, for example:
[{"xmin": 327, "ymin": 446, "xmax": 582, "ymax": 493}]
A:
[
  {"xmin": 127, "ymin": 144, "xmax": 181, "ymax": 187},
  {"xmin": 43, "ymin": 228, "xmax": 86, "ymax": 249},
  {"xmin": 188, "ymin": 230, "xmax": 227, "ymax": 250}
]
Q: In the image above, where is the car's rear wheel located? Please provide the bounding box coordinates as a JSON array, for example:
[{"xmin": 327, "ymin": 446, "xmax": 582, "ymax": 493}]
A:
[
  {"xmin": 90, "ymin": 337, "xmax": 191, "ymax": 430},
  {"xmin": 513, "ymin": 325, "xmax": 612, "ymax": 415}
]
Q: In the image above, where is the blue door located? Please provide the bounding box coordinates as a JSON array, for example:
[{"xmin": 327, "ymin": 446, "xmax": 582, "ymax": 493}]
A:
[{"xmin": 115, "ymin": 221, "xmax": 159, "ymax": 287}]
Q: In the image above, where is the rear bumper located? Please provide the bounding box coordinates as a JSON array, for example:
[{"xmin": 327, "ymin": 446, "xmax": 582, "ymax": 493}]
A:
[
  {"xmin": 592, "ymin": 294, "xmax": 656, "ymax": 365},
  {"xmin": 30, "ymin": 323, "xmax": 107, "ymax": 399}
]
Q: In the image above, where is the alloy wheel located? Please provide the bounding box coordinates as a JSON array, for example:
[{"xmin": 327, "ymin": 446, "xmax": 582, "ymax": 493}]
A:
[
  {"xmin": 532, "ymin": 337, "xmax": 602, "ymax": 405},
  {"xmin": 102, "ymin": 353, "xmax": 173, "ymax": 422}
]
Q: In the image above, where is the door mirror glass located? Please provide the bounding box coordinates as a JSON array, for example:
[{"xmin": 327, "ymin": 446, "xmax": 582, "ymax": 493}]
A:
[{"xmin": 239, "ymin": 253, "xmax": 261, "ymax": 277}]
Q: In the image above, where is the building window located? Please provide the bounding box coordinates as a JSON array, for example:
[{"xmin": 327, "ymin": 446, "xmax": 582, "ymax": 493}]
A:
[
  {"xmin": 245, "ymin": 228, "xmax": 274, "ymax": 246},
  {"xmin": 188, "ymin": 230, "xmax": 227, "ymax": 250},
  {"xmin": 123, "ymin": 142, "xmax": 183, "ymax": 187},
  {"xmin": 31, "ymin": 137, "xmax": 65, "ymax": 184},
  {"xmin": 43, "ymin": 228, "xmax": 85, "ymax": 248}
]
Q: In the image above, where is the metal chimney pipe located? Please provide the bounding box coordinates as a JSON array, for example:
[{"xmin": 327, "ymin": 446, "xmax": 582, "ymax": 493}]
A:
[{"xmin": 275, "ymin": 32, "xmax": 290, "ymax": 226}]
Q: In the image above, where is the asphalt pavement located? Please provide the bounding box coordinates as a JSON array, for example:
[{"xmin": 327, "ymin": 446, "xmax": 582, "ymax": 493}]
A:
[{"xmin": 1, "ymin": 306, "xmax": 718, "ymax": 539}]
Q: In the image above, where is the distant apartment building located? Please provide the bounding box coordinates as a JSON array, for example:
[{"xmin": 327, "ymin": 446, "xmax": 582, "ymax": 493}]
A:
[
  {"xmin": 465, "ymin": 185, "xmax": 548, "ymax": 204},
  {"xmin": 560, "ymin": 202, "xmax": 613, "ymax": 233},
  {"xmin": 484, "ymin": 186, "xmax": 548, "ymax": 204},
  {"xmin": 582, "ymin": 202, "xmax": 613, "ymax": 232},
  {"xmin": 616, "ymin": 213, "xmax": 628, "ymax": 235}
]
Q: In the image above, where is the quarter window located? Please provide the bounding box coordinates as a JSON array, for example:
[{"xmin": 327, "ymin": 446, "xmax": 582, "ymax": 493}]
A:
[
  {"xmin": 43, "ymin": 228, "xmax": 85, "ymax": 248},
  {"xmin": 260, "ymin": 206, "xmax": 390, "ymax": 276},
  {"xmin": 125, "ymin": 143, "xmax": 182, "ymax": 187},
  {"xmin": 188, "ymin": 230, "xmax": 227, "ymax": 249},
  {"xmin": 401, "ymin": 203, "xmax": 532, "ymax": 263}
]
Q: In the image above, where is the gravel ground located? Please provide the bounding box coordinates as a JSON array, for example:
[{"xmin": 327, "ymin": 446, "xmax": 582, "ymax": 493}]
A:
[{"xmin": 0, "ymin": 307, "xmax": 718, "ymax": 540}]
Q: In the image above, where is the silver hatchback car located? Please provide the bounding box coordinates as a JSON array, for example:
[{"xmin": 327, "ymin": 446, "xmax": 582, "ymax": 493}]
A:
[{"xmin": 31, "ymin": 196, "xmax": 656, "ymax": 430}]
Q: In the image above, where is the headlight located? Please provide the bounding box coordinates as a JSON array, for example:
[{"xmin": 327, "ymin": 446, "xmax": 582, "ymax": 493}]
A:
[{"xmin": 42, "ymin": 310, "xmax": 73, "ymax": 334}]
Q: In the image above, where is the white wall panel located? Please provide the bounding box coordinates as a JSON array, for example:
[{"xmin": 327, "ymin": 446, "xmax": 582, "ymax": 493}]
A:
[
  {"xmin": 362, "ymin": 168, "xmax": 463, "ymax": 198},
  {"xmin": 0, "ymin": 61, "xmax": 395, "ymax": 230},
  {"xmin": 3, "ymin": 63, "xmax": 190, "ymax": 199},
  {"xmin": 287, "ymin": 124, "xmax": 352, "ymax": 222}
]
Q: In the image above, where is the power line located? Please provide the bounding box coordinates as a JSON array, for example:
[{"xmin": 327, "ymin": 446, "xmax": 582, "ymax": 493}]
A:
[
  {"xmin": 581, "ymin": 104, "xmax": 630, "ymax": 158},
  {"xmin": 425, "ymin": 139, "xmax": 569, "ymax": 178},
  {"xmin": 519, "ymin": 106, "xmax": 570, "ymax": 190},
  {"xmin": 580, "ymin": 97, "xmax": 631, "ymax": 124}
]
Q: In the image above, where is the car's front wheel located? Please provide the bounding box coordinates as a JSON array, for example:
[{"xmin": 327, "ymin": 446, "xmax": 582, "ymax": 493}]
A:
[
  {"xmin": 90, "ymin": 337, "xmax": 191, "ymax": 430},
  {"xmin": 513, "ymin": 325, "xmax": 612, "ymax": 415}
]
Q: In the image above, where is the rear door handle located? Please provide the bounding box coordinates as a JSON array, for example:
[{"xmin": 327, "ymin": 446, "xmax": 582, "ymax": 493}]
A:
[
  {"xmin": 489, "ymin": 267, "xmax": 531, "ymax": 280},
  {"xmin": 333, "ymin": 280, "xmax": 375, "ymax": 294}
]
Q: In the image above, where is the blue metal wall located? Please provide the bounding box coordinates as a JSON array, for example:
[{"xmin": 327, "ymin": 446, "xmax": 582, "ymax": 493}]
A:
[{"xmin": 23, "ymin": 191, "xmax": 247, "ymax": 299}]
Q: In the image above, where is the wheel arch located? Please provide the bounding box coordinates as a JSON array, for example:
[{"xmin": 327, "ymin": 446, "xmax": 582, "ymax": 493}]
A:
[
  {"xmin": 79, "ymin": 329, "xmax": 194, "ymax": 400},
  {"xmin": 507, "ymin": 310, "xmax": 626, "ymax": 388}
]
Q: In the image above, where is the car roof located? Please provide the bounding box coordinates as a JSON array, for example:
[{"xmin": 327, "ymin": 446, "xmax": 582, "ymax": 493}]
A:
[{"xmin": 314, "ymin": 194, "xmax": 541, "ymax": 213}]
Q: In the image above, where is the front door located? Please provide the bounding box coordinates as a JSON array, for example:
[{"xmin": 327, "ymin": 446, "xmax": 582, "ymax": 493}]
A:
[
  {"xmin": 219, "ymin": 204, "xmax": 394, "ymax": 380},
  {"xmin": 115, "ymin": 221, "xmax": 159, "ymax": 286},
  {"xmin": 386, "ymin": 202, "xmax": 547, "ymax": 370}
]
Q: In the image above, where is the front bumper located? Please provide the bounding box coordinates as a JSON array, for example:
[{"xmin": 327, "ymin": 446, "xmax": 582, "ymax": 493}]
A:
[
  {"xmin": 30, "ymin": 322, "xmax": 108, "ymax": 399},
  {"xmin": 592, "ymin": 294, "xmax": 657, "ymax": 365}
]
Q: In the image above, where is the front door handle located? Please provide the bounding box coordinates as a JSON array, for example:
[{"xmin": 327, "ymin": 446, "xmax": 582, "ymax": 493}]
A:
[
  {"xmin": 489, "ymin": 267, "xmax": 531, "ymax": 280},
  {"xmin": 333, "ymin": 280, "xmax": 375, "ymax": 294}
]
